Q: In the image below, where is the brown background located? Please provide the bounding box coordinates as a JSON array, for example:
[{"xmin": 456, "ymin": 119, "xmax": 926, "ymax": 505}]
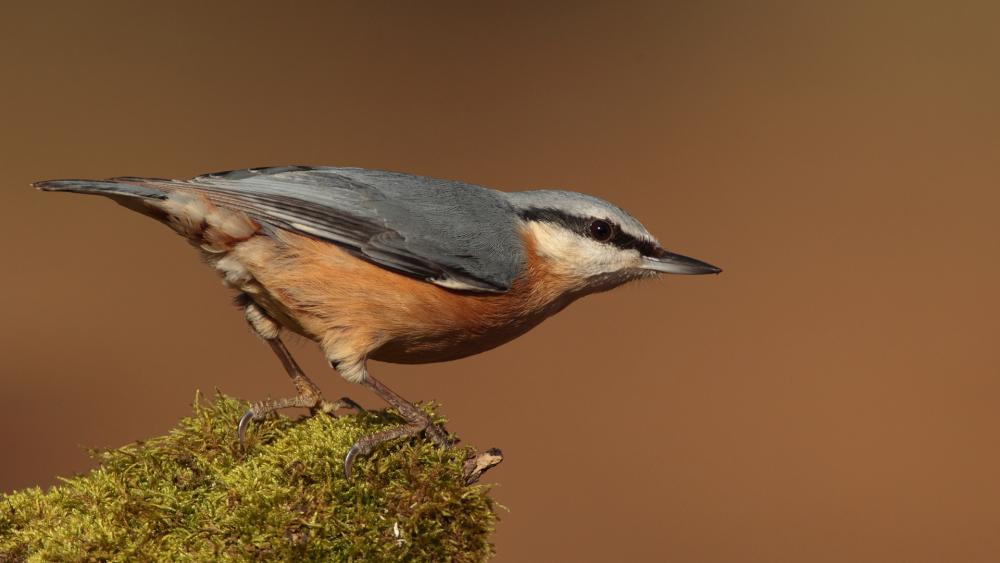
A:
[{"xmin": 2, "ymin": 1, "xmax": 999, "ymax": 561}]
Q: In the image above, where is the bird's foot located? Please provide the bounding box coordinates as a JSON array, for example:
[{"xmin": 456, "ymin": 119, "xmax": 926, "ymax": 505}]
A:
[
  {"xmin": 238, "ymin": 393, "xmax": 364, "ymax": 446},
  {"xmin": 344, "ymin": 412, "xmax": 451, "ymax": 480}
]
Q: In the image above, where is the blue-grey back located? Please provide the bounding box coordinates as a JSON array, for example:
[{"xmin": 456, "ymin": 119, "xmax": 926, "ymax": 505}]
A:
[{"xmin": 189, "ymin": 166, "xmax": 526, "ymax": 292}]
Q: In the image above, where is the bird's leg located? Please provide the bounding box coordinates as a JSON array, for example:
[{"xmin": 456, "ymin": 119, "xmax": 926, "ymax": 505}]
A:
[
  {"xmin": 237, "ymin": 298, "xmax": 362, "ymax": 445},
  {"xmin": 344, "ymin": 372, "xmax": 451, "ymax": 479},
  {"xmin": 238, "ymin": 338, "xmax": 364, "ymax": 444}
]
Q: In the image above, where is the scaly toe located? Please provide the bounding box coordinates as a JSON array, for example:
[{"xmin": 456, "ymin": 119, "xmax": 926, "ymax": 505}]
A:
[
  {"xmin": 425, "ymin": 421, "xmax": 452, "ymax": 449},
  {"xmin": 315, "ymin": 396, "xmax": 366, "ymax": 417}
]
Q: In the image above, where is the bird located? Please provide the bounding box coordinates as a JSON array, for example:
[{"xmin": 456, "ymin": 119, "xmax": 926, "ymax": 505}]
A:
[{"xmin": 34, "ymin": 165, "xmax": 721, "ymax": 478}]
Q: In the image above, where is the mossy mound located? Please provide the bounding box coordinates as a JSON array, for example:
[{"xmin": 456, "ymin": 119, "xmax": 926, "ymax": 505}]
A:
[{"xmin": 0, "ymin": 393, "xmax": 498, "ymax": 561}]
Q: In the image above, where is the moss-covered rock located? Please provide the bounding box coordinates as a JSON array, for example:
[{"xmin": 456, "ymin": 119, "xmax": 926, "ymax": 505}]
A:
[{"xmin": 0, "ymin": 393, "xmax": 498, "ymax": 561}]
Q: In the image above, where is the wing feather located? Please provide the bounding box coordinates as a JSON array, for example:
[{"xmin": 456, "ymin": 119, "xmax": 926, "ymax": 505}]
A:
[{"xmin": 166, "ymin": 167, "xmax": 523, "ymax": 292}]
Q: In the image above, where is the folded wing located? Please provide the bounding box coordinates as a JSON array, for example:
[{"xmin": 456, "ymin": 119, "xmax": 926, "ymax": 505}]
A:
[{"xmin": 118, "ymin": 166, "xmax": 524, "ymax": 293}]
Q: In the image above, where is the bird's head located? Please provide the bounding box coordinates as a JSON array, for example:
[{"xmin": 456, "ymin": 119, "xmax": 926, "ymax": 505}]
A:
[{"xmin": 506, "ymin": 189, "xmax": 721, "ymax": 294}]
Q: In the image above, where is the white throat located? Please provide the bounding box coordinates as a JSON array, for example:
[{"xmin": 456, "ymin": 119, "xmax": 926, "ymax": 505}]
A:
[{"xmin": 524, "ymin": 221, "xmax": 645, "ymax": 291}]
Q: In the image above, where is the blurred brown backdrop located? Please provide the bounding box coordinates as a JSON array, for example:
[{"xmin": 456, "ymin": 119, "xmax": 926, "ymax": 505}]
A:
[{"xmin": 2, "ymin": 1, "xmax": 999, "ymax": 561}]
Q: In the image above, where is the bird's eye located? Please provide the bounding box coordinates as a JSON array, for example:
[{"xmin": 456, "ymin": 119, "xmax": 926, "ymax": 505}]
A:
[{"xmin": 588, "ymin": 219, "xmax": 614, "ymax": 242}]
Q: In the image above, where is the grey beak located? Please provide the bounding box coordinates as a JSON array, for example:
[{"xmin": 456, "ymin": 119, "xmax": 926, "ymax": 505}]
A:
[{"xmin": 642, "ymin": 251, "xmax": 722, "ymax": 275}]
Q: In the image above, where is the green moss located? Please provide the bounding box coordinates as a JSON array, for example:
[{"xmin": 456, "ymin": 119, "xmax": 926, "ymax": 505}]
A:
[{"xmin": 0, "ymin": 393, "xmax": 498, "ymax": 562}]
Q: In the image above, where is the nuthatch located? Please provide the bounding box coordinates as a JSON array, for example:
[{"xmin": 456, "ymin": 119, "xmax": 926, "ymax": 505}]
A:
[{"xmin": 35, "ymin": 166, "xmax": 721, "ymax": 478}]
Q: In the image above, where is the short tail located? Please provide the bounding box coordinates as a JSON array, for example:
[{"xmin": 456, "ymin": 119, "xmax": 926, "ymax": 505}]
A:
[
  {"xmin": 35, "ymin": 177, "xmax": 261, "ymax": 251},
  {"xmin": 33, "ymin": 179, "xmax": 169, "ymax": 201}
]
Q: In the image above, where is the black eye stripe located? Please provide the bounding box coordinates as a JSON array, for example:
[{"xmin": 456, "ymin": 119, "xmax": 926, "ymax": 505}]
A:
[
  {"xmin": 519, "ymin": 207, "xmax": 662, "ymax": 257},
  {"xmin": 608, "ymin": 229, "xmax": 662, "ymax": 257}
]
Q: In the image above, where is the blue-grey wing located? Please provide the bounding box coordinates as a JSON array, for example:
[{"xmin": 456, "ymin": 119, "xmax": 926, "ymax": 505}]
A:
[{"xmin": 179, "ymin": 166, "xmax": 526, "ymax": 293}]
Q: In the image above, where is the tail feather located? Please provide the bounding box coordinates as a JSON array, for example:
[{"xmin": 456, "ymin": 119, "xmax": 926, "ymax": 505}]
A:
[
  {"xmin": 33, "ymin": 179, "xmax": 169, "ymax": 200},
  {"xmin": 35, "ymin": 177, "xmax": 261, "ymax": 253}
]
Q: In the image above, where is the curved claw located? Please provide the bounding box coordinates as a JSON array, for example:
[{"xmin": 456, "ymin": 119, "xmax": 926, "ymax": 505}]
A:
[
  {"xmin": 237, "ymin": 409, "xmax": 256, "ymax": 446},
  {"xmin": 344, "ymin": 444, "xmax": 363, "ymax": 480}
]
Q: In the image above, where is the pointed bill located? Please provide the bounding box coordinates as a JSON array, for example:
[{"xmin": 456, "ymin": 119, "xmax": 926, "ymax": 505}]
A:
[{"xmin": 642, "ymin": 251, "xmax": 722, "ymax": 275}]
